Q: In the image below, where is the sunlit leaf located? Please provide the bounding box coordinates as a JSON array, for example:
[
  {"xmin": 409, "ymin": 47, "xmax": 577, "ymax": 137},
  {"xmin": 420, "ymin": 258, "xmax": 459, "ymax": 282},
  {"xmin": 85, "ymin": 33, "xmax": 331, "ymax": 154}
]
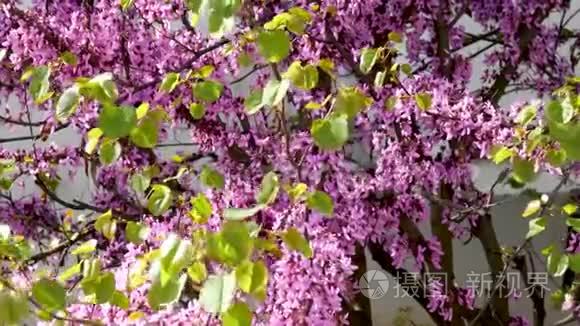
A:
[
  {"xmin": 98, "ymin": 139, "xmax": 122, "ymax": 165},
  {"xmin": 187, "ymin": 261, "xmax": 208, "ymax": 283},
  {"xmin": 84, "ymin": 128, "xmax": 103, "ymax": 155},
  {"xmin": 193, "ymin": 80, "xmax": 223, "ymax": 103},
  {"xmin": 159, "ymin": 72, "xmax": 180, "ymax": 93},
  {"xmin": 306, "ymin": 190, "xmax": 334, "ymax": 217},
  {"xmin": 207, "ymin": 221, "xmax": 253, "ymax": 266},
  {"xmin": 56, "ymin": 86, "xmax": 80, "ymax": 122},
  {"xmin": 190, "ymin": 193, "xmax": 213, "ymax": 223},
  {"xmin": 282, "ymin": 227, "xmax": 312, "ymax": 258},
  {"xmin": 522, "ymin": 200, "xmax": 541, "ymax": 218},
  {"xmin": 257, "ymin": 30, "xmax": 290, "ymax": 63},
  {"xmin": 311, "ymin": 115, "xmax": 349, "ymax": 150},
  {"xmin": 525, "ymin": 217, "xmax": 546, "ymax": 239},
  {"xmin": 235, "ymin": 260, "xmax": 268, "ymax": 300},
  {"xmin": 125, "ymin": 222, "xmax": 150, "ymax": 244},
  {"xmin": 32, "ymin": 278, "xmax": 66, "ymax": 312},
  {"xmin": 189, "ymin": 103, "xmax": 206, "ymax": 120},
  {"xmin": 283, "ymin": 61, "xmax": 319, "ymax": 90},
  {"xmin": 199, "ymin": 272, "xmax": 236, "ymax": 314},
  {"xmin": 200, "ymin": 166, "xmax": 225, "ymax": 189},
  {"xmin": 359, "ymin": 47, "xmax": 380, "ymax": 75},
  {"xmin": 334, "ymin": 87, "xmax": 372, "ymax": 118},
  {"xmin": 71, "ymin": 239, "xmax": 97, "ymax": 256},
  {"xmin": 223, "ymin": 205, "xmax": 264, "ymax": 221},
  {"xmin": 95, "ymin": 210, "xmax": 117, "ymax": 240},
  {"xmin": 98, "ymin": 104, "xmax": 137, "ymax": 138},
  {"xmin": 222, "ymin": 302, "xmax": 252, "ymax": 326},
  {"xmin": 147, "ymin": 185, "xmax": 173, "ymax": 216},
  {"xmin": 414, "ymin": 92, "xmax": 432, "ymax": 111},
  {"xmin": 256, "ymin": 171, "xmax": 279, "ymax": 205}
]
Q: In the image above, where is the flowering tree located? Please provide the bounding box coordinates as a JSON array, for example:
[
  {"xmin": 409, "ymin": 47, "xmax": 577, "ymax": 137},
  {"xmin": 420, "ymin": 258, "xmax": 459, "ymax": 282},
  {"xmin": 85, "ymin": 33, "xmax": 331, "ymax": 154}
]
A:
[{"xmin": 0, "ymin": 0, "xmax": 580, "ymax": 325}]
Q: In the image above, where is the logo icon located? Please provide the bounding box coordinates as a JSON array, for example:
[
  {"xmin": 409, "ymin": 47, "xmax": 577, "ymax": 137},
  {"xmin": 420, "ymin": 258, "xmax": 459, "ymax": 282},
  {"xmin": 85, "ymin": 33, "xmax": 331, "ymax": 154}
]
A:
[{"xmin": 358, "ymin": 269, "xmax": 389, "ymax": 299}]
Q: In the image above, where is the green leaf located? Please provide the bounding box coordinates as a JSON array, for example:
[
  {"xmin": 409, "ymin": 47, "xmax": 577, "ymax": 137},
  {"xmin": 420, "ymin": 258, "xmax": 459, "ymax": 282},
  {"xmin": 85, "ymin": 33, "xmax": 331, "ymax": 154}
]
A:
[
  {"xmin": 199, "ymin": 272, "xmax": 237, "ymax": 314},
  {"xmin": 95, "ymin": 209, "xmax": 117, "ymax": 240},
  {"xmin": 58, "ymin": 263, "xmax": 82, "ymax": 282},
  {"xmin": 257, "ymin": 30, "xmax": 290, "ymax": 63},
  {"xmin": 244, "ymin": 90, "xmax": 264, "ymax": 114},
  {"xmin": 147, "ymin": 273, "xmax": 187, "ymax": 310},
  {"xmin": 563, "ymin": 203, "xmax": 578, "ymax": 215},
  {"xmin": 82, "ymin": 259, "xmax": 101, "ymax": 280},
  {"xmin": 120, "ymin": 0, "xmax": 134, "ymax": 10},
  {"xmin": 283, "ymin": 62, "xmax": 319, "ymax": 90},
  {"xmin": 388, "ymin": 31, "xmax": 403, "ymax": 43},
  {"xmin": 264, "ymin": 7, "xmax": 311, "ymax": 35},
  {"xmin": 206, "ymin": 0, "xmax": 240, "ymax": 37},
  {"xmin": 548, "ymin": 250, "xmax": 569, "ymax": 277},
  {"xmin": 98, "ymin": 139, "xmax": 122, "ymax": 165},
  {"xmin": 98, "ymin": 104, "xmax": 137, "ymax": 138},
  {"xmin": 385, "ymin": 96, "xmax": 398, "ymax": 110},
  {"xmin": 200, "ymin": 166, "xmax": 225, "ymax": 189},
  {"xmin": 193, "ymin": 80, "xmax": 223, "ymax": 103},
  {"xmin": 159, "ymin": 233, "xmax": 193, "ymax": 275},
  {"xmin": 235, "ymin": 260, "xmax": 268, "ymax": 299},
  {"xmin": 262, "ymin": 78, "xmax": 290, "ymax": 107},
  {"xmin": 526, "ymin": 217, "xmax": 547, "ymax": 239},
  {"xmin": 359, "ymin": 47, "xmax": 380, "ymax": 75},
  {"xmin": 130, "ymin": 173, "xmax": 151, "ymax": 194},
  {"xmin": 0, "ymin": 292, "xmax": 29, "ymax": 325},
  {"xmin": 187, "ymin": 261, "xmax": 208, "ymax": 283},
  {"xmin": 32, "ymin": 278, "xmax": 66, "ymax": 312},
  {"xmin": 237, "ymin": 52, "xmax": 253, "ymax": 67},
  {"xmin": 285, "ymin": 183, "xmax": 308, "ymax": 202},
  {"xmin": 317, "ymin": 59, "xmax": 335, "ymax": 77},
  {"xmin": 190, "ymin": 193, "xmax": 213, "ymax": 222},
  {"xmin": 56, "ymin": 86, "xmax": 80, "ymax": 122},
  {"xmin": 223, "ymin": 205, "xmax": 264, "ymax": 221},
  {"xmin": 95, "ymin": 272, "xmax": 116, "ymax": 304},
  {"xmin": 512, "ymin": 157, "xmax": 536, "ymax": 184},
  {"xmin": 28, "ymin": 66, "xmax": 52, "ymax": 104},
  {"xmin": 84, "ymin": 128, "xmax": 103, "ymax": 155},
  {"xmin": 489, "ymin": 145, "xmax": 513, "ymax": 164},
  {"xmin": 110, "ymin": 290, "xmax": 129, "ymax": 309},
  {"xmin": 414, "ymin": 92, "xmax": 432, "ymax": 111},
  {"xmin": 207, "ymin": 221, "xmax": 253, "ymax": 266},
  {"xmin": 71, "ymin": 239, "xmax": 97, "ymax": 255},
  {"xmin": 136, "ymin": 102, "xmax": 149, "ymax": 119},
  {"xmin": 77, "ymin": 73, "xmax": 118, "ymax": 104},
  {"xmin": 306, "ymin": 191, "xmax": 334, "ymax": 217},
  {"xmin": 159, "ymin": 72, "xmax": 180, "ymax": 93},
  {"xmin": 60, "ymin": 51, "xmax": 78, "ymax": 66},
  {"xmin": 545, "ymin": 100, "xmax": 573, "ymax": 124},
  {"xmin": 130, "ymin": 116, "xmax": 159, "ymax": 148},
  {"xmin": 566, "ymin": 218, "xmax": 580, "ymax": 232},
  {"xmin": 374, "ymin": 70, "xmax": 387, "ymax": 87},
  {"xmin": 189, "ymin": 103, "xmax": 206, "ymax": 120},
  {"xmin": 522, "ymin": 199, "xmax": 541, "ymax": 218},
  {"xmin": 256, "ymin": 171, "xmax": 279, "ymax": 205},
  {"xmin": 222, "ymin": 302, "xmax": 252, "ymax": 326},
  {"xmin": 147, "ymin": 185, "xmax": 173, "ymax": 216},
  {"xmin": 125, "ymin": 222, "xmax": 150, "ymax": 244},
  {"xmin": 282, "ymin": 227, "xmax": 312, "ymax": 258},
  {"xmin": 401, "ymin": 63, "xmax": 412, "ymax": 76},
  {"xmin": 334, "ymin": 87, "xmax": 372, "ymax": 118},
  {"xmin": 569, "ymin": 254, "xmax": 580, "ymax": 273},
  {"xmin": 311, "ymin": 115, "xmax": 349, "ymax": 150},
  {"xmin": 515, "ymin": 105, "xmax": 537, "ymax": 126},
  {"xmin": 546, "ymin": 149, "xmax": 567, "ymax": 167}
]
